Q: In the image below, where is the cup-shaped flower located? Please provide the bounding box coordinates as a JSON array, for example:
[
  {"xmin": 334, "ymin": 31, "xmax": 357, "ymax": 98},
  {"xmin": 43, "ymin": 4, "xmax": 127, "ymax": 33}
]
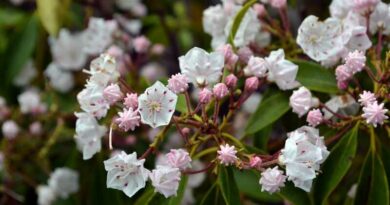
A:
[
  {"xmin": 104, "ymin": 151, "xmax": 150, "ymax": 197},
  {"xmin": 138, "ymin": 81, "xmax": 177, "ymax": 128},
  {"xmin": 266, "ymin": 49, "xmax": 299, "ymax": 90},
  {"xmin": 259, "ymin": 167, "xmax": 286, "ymax": 194},
  {"xmin": 36, "ymin": 185, "xmax": 57, "ymax": 205},
  {"xmin": 150, "ymin": 165, "xmax": 181, "ymax": 198},
  {"xmin": 244, "ymin": 56, "xmax": 268, "ymax": 77},
  {"xmin": 166, "ymin": 149, "xmax": 192, "ymax": 170},
  {"xmin": 289, "ymin": 87, "xmax": 318, "ymax": 117},
  {"xmin": 179, "ymin": 47, "xmax": 224, "ymax": 86}
]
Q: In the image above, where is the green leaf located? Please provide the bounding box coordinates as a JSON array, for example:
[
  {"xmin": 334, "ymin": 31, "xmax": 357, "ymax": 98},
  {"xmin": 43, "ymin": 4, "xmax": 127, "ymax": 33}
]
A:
[
  {"xmin": 227, "ymin": 0, "xmax": 257, "ymax": 47},
  {"xmin": 167, "ymin": 176, "xmax": 188, "ymax": 205},
  {"xmin": 245, "ymin": 92, "xmax": 290, "ymax": 135},
  {"xmin": 233, "ymin": 169, "xmax": 282, "ymax": 203},
  {"xmin": 354, "ymin": 151, "xmax": 390, "ymax": 205},
  {"xmin": 218, "ymin": 166, "xmax": 241, "ymax": 205},
  {"xmin": 278, "ymin": 182, "xmax": 312, "ymax": 205},
  {"xmin": 313, "ymin": 124, "xmax": 359, "ymax": 205},
  {"xmin": 199, "ymin": 182, "xmax": 219, "ymax": 205},
  {"xmin": 175, "ymin": 95, "xmax": 187, "ymax": 113},
  {"xmin": 134, "ymin": 186, "xmax": 156, "ymax": 205},
  {"xmin": 6, "ymin": 16, "xmax": 38, "ymax": 84},
  {"xmin": 293, "ymin": 59, "xmax": 338, "ymax": 94},
  {"xmin": 0, "ymin": 8, "xmax": 25, "ymax": 27},
  {"xmin": 36, "ymin": 0, "xmax": 71, "ymax": 36}
]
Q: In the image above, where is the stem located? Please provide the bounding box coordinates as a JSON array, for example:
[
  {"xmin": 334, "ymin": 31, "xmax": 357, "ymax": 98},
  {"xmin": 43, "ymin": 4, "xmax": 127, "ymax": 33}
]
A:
[
  {"xmin": 319, "ymin": 103, "xmax": 350, "ymax": 120},
  {"xmin": 261, "ymin": 159, "xmax": 279, "ymax": 167},
  {"xmin": 183, "ymin": 162, "xmax": 215, "ymax": 175},
  {"xmin": 376, "ymin": 29, "xmax": 383, "ymax": 60},
  {"xmin": 172, "ymin": 117, "xmax": 189, "ymax": 144},
  {"xmin": 213, "ymin": 100, "xmax": 220, "ymax": 124},
  {"xmin": 369, "ymin": 126, "xmax": 376, "ymax": 152},
  {"xmin": 139, "ymin": 147, "xmax": 155, "ymax": 160},
  {"xmin": 221, "ymin": 133, "xmax": 244, "ymax": 148},
  {"xmin": 193, "ymin": 147, "xmax": 218, "ymax": 159},
  {"xmin": 278, "ymin": 7, "xmax": 290, "ymax": 33},
  {"xmin": 325, "ymin": 124, "xmax": 353, "ymax": 145},
  {"xmin": 184, "ymin": 91, "xmax": 193, "ymax": 115}
]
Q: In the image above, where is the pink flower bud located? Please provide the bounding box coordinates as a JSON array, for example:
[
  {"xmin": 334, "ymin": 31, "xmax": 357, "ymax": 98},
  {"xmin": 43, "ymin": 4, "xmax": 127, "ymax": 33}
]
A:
[
  {"xmin": 115, "ymin": 108, "xmax": 140, "ymax": 131},
  {"xmin": 181, "ymin": 127, "xmax": 190, "ymax": 136},
  {"xmin": 103, "ymin": 83, "xmax": 123, "ymax": 105},
  {"xmin": 358, "ymin": 90, "xmax": 376, "ymax": 106},
  {"xmin": 166, "ymin": 149, "xmax": 192, "ymax": 170},
  {"xmin": 253, "ymin": 3, "xmax": 266, "ymax": 17},
  {"xmin": 250, "ymin": 156, "xmax": 262, "ymax": 168},
  {"xmin": 237, "ymin": 47, "xmax": 253, "ymax": 63},
  {"xmin": 133, "ymin": 36, "xmax": 151, "ymax": 53},
  {"xmin": 335, "ymin": 65, "xmax": 352, "ymax": 82},
  {"xmin": 270, "ymin": 0, "xmax": 287, "ymax": 9},
  {"xmin": 213, "ymin": 83, "xmax": 229, "ymax": 99},
  {"xmin": 225, "ymin": 74, "xmax": 238, "ymax": 89},
  {"xmin": 306, "ymin": 109, "xmax": 323, "ymax": 127},
  {"xmin": 151, "ymin": 44, "xmax": 165, "ymax": 55},
  {"xmin": 245, "ymin": 77, "xmax": 259, "ymax": 92},
  {"xmin": 106, "ymin": 45, "xmax": 123, "ymax": 58},
  {"xmin": 217, "ymin": 44, "xmax": 238, "ymax": 68},
  {"xmin": 2, "ymin": 120, "xmax": 19, "ymax": 139},
  {"xmin": 198, "ymin": 88, "xmax": 213, "ymax": 104},
  {"xmin": 345, "ymin": 50, "xmax": 366, "ymax": 74},
  {"xmin": 29, "ymin": 121, "xmax": 42, "ymax": 136},
  {"xmin": 167, "ymin": 73, "xmax": 189, "ymax": 94},
  {"xmin": 124, "ymin": 93, "xmax": 138, "ymax": 109},
  {"xmin": 362, "ymin": 101, "xmax": 388, "ymax": 127},
  {"xmin": 217, "ymin": 144, "xmax": 238, "ymax": 166}
]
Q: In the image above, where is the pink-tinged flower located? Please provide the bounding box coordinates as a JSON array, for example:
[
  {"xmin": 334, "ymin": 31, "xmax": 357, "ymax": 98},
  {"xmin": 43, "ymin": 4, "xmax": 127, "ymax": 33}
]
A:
[
  {"xmin": 237, "ymin": 47, "xmax": 253, "ymax": 63},
  {"xmin": 106, "ymin": 45, "xmax": 124, "ymax": 58},
  {"xmin": 150, "ymin": 165, "xmax": 181, "ymax": 198},
  {"xmin": 124, "ymin": 93, "xmax": 138, "ymax": 109},
  {"xmin": 259, "ymin": 167, "xmax": 286, "ymax": 194},
  {"xmin": 358, "ymin": 91, "xmax": 376, "ymax": 106},
  {"xmin": 345, "ymin": 50, "xmax": 366, "ymax": 74},
  {"xmin": 198, "ymin": 88, "xmax": 213, "ymax": 104},
  {"xmin": 138, "ymin": 81, "xmax": 178, "ymax": 128},
  {"xmin": 270, "ymin": 0, "xmax": 287, "ymax": 9},
  {"xmin": 167, "ymin": 73, "xmax": 189, "ymax": 94},
  {"xmin": 353, "ymin": 0, "xmax": 379, "ymax": 13},
  {"xmin": 217, "ymin": 44, "xmax": 238, "ymax": 67},
  {"xmin": 115, "ymin": 108, "xmax": 141, "ymax": 131},
  {"xmin": 213, "ymin": 83, "xmax": 229, "ymax": 100},
  {"xmin": 335, "ymin": 64, "xmax": 352, "ymax": 82},
  {"xmin": 1, "ymin": 120, "xmax": 19, "ymax": 139},
  {"xmin": 250, "ymin": 156, "xmax": 262, "ymax": 169},
  {"xmin": 133, "ymin": 36, "xmax": 151, "ymax": 53},
  {"xmin": 362, "ymin": 101, "xmax": 388, "ymax": 127},
  {"xmin": 244, "ymin": 56, "xmax": 268, "ymax": 77},
  {"xmin": 103, "ymin": 83, "xmax": 123, "ymax": 105},
  {"xmin": 253, "ymin": 3, "xmax": 266, "ymax": 17},
  {"xmin": 289, "ymin": 87, "xmax": 318, "ymax": 117},
  {"xmin": 225, "ymin": 74, "xmax": 238, "ymax": 88},
  {"xmin": 104, "ymin": 151, "xmax": 150, "ymax": 197},
  {"xmin": 217, "ymin": 144, "xmax": 238, "ymax": 166},
  {"xmin": 166, "ymin": 149, "xmax": 192, "ymax": 170},
  {"xmin": 29, "ymin": 121, "xmax": 42, "ymax": 136},
  {"xmin": 245, "ymin": 77, "xmax": 260, "ymax": 92},
  {"xmin": 306, "ymin": 109, "xmax": 323, "ymax": 127}
]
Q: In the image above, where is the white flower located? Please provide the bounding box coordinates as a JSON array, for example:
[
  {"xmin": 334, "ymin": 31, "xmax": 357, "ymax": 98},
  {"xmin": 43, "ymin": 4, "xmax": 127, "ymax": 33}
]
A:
[
  {"xmin": 179, "ymin": 47, "xmax": 224, "ymax": 86},
  {"xmin": 2, "ymin": 120, "xmax": 19, "ymax": 139},
  {"xmin": 13, "ymin": 59, "xmax": 37, "ymax": 86},
  {"xmin": 48, "ymin": 168, "xmax": 79, "ymax": 198},
  {"xmin": 104, "ymin": 151, "xmax": 150, "ymax": 197},
  {"xmin": 369, "ymin": 2, "xmax": 390, "ymax": 35},
  {"xmin": 44, "ymin": 63, "xmax": 75, "ymax": 93},
  {"xmin": 83, "ymin": 18, "xmax": 118, "ymax": 55},
  {"xmin": 322, "ymin": 95, "xmax": 360, "ymax": 119},
  {"xmin": 77, "ymin": 84, "xmax": 110, "ymax": 119},
  {"xmin": 289, "ymin": 87, "xmax": 319, "ymax": 117},
  {"xmin": 259, "ymin": 167, "xmax": 286, "ymax": 194},
  {"xmin": 166, "ymin": 149, "xmax": 192, "ymax": 170},
  {"xmin": 138, "ymin": 81, "xmax": 177, "ymax": 128},
  {"xmin": 330, "ymin": 0, "xmax": 354, "ymax": 19},
  {"xmin": 49, "ymin": 29, "xmax": 87, "ymax": 70},
  {"xmin": 74, "ymin": 112, "xmax": 107, "ymax": 160},
  {"xmin": 266, "ymin": 49, "xmax": 300, "ymax": 90},
  {"xmin": 150, "ymin": 165, "xmax": 181, "ymax": 198},
  {"xmin": 36, "ymin": 185, "xmax": 57, "ymax": 205},
  {"xmin": 88, "ymin": 54, "xmax": 120, "ymax": 87},
  {"xmin": 224, "ymin": 7, "xmax": 261, "ymax": 48},
  {"xmin": 244, "ymin": 56, "xmax": 268, "ymax": 77},
  {"xmin": 280, "ymin": 126, "xmax": 329, "ymax": 192},
  {"xmin": 297, "ymin": 15, "xmax": 347, "ymax": 62},
  {"xmin": 18, "ymin": 89, "xmax": 46, "ymax": 114},
  {"xmin": 203, "ymin": 5, "xmax": 230, "ymax": 49}
]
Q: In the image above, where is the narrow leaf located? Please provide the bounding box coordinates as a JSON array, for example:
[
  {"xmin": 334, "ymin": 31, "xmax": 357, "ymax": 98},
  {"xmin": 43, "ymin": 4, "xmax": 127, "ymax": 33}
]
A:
[
  {"xmin": 293, "ymin": 60, "xmax": 338, "ymax": 94},
  {"xmin": 134, "ymin": 186, "xmax": 156, "ymax": 205},
  {"xmin": 245, "ymin": 92, "xmax": 290, "ymax": 135},
  {"xmin": 278, "ymin": 182, "xmax": 312, "ymax": 205},
  {"xmin": 218, "ymin": 166, "xmax": 241, "ymax": 205},
  {"xmin": 36, "ymin": 0, "xmax": 71, "ymax": 35},
  {"xmin": 313, "ymin": 124, "xmax": 359, "ymax": 205},
  {"xmin": 167, "ymin": 176, "xmax": 188, "ymax": 205}
]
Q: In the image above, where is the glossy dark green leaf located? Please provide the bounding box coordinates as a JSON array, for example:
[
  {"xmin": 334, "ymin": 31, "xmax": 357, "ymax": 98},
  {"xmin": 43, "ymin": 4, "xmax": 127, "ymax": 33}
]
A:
[
  {"xmin": 6, "ymin": 16, "xmax": 38, "ymax": 84},
  {"xmin": 199, "ymin": 182, "xmax": 219, "ymax": 205},
  {"xmin": 245, "ymin": 92, "xmax": 290, "ymax": 135},
  {"xmin": 293, "ymin": 60, "xmax": 338, "ymax": 94},
  {"xmin": 313, "ymin": 124, "xmax": 359, "ymax": 205},
  {"xmin": 227, "ymin": 0, "xmax": 257, "ymax": 47},
  {"xmin": 278, "ymin": 182, "xmax": 312, "ymax": 205},
  {"xmin": 233, "ymin": 169, "xmax": 282, "ymax": 203},
  {"xmin": 167, "ymin": 176, "xmax": 188, "ymax": 205},
  {"xmin": 354, "ymin": 151, "xmax": 390, "ymax": 205},
  {"xmin": 134, "ymin": 186, "xmax": 156, "ymax": 205},
  {"xmin": 218, "ymin": 166, "xmax": 241, "ymax": 205}
]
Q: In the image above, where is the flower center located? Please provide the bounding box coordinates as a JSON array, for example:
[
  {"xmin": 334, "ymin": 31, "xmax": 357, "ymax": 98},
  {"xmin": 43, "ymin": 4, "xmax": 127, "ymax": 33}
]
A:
[{"xmin": 149, "ymin": 101, "xmax": 161, "ymax": 112}]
